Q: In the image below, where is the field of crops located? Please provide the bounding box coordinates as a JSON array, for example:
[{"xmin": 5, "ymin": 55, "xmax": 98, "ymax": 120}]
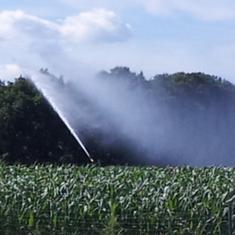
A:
[{"xmin": 0, "ymin": 164, "xmax": 235, "ymax": 234}]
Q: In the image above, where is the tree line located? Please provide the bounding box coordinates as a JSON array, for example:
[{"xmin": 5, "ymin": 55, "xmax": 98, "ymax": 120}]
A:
[{"xmin": 1, "ymin": 67, "xmax": 235, "ymax": 166}]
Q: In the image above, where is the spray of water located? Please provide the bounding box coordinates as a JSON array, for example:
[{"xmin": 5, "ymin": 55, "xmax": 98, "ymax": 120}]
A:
[
  {"xmin": 30, "ymin": 73, "xmax": 94, "ymax": 163},
  {"xmin": 23, "ymin": 66, "xmax": 235, "ymax": 167},
  {"xmin": 45, "ymin": 100, "xmax": 94, "ymax": 163}
]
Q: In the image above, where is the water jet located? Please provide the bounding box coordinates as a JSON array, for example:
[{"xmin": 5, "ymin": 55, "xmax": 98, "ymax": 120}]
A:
[{"xmin": 30, "ymin": 73, "xmax": 94, "ymax": 163}]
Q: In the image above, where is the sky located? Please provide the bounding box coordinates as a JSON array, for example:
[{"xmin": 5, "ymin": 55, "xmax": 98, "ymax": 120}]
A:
[{"xmin": 0, "ymin": 0, "xmax": 235, "ymax": 81}]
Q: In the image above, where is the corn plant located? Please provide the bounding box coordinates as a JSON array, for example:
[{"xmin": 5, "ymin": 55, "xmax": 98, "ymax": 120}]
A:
[{"xmin": 0, "ymin": 164, "xmax": 235, "ymax": 234}]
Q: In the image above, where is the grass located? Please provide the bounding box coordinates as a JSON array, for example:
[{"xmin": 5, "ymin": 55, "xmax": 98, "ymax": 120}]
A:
[{"xmin": 0, "ymin": 164, "xmax": 235, "ymax": 234}]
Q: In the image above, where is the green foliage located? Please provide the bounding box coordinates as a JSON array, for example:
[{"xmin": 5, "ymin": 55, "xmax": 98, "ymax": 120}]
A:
[
  {"xmin": 0, "ymin": 164, "xmax": 235, "ymax": 234},
  {"xmin": 0, "ymin": 78, "xmax": 89, "ymax": 164},
  {"xmin": 1, "ymin": 68, "xmax": 235, "ymax": 165}
]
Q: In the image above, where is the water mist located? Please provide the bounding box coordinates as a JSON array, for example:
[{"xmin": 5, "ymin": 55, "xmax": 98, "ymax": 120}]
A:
[
  {"xmin": 25, "ymin": 67, "xmax": 235, "ymax": 167},
  {"xmin": 30, "ymin": 72, "xmax": 94, "ymax": 163}
]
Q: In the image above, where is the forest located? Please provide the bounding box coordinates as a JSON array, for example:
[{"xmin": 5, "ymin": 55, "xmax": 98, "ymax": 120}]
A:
[{"xmin": 0, "ymin": 67, "xmax": 235, "ymax": 166}]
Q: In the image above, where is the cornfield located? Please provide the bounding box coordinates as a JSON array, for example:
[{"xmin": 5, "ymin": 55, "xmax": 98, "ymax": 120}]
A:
[{"xmin": 0, "ymin": 164, "xmax": 235, "ymax": 234}]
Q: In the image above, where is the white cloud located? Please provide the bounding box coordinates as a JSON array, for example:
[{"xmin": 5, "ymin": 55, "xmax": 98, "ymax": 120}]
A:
[
  {"xmin": 0, "ymin": 10, "xmax": 63, "ymax": 74},
  {"xmin": 143, "ymin": 0, "xmax": 235, "ymax": 21},
  {"xmin": 0, "ymin": 5, "xmax": 234, "ymax": 83},
  {"xmin": 0, "ymin": 9, "xmax": 131, "ymax": 44},
  {"xmin": 0, "ymin": 9, "xmax": 132, "ymax": 80},
  {"xmin": 0, "ymin": 64, "xmax": 22, "ymax": 81},
  {"xmin": 0, "ymin": 10, "xmax": 58, "ymax": 41},
  {"xmin": 60, "ymin": 9, "xmax": 132, "ymax": 43},
  {"xmin": 61, "ymin": 0, "xmax": 235, "ymax": 21}
]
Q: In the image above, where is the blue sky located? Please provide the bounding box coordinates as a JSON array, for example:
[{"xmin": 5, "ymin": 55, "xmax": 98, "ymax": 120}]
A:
[{"xmin": 0, "ymin": 0, "xmax": 235, "ymax": 81}]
